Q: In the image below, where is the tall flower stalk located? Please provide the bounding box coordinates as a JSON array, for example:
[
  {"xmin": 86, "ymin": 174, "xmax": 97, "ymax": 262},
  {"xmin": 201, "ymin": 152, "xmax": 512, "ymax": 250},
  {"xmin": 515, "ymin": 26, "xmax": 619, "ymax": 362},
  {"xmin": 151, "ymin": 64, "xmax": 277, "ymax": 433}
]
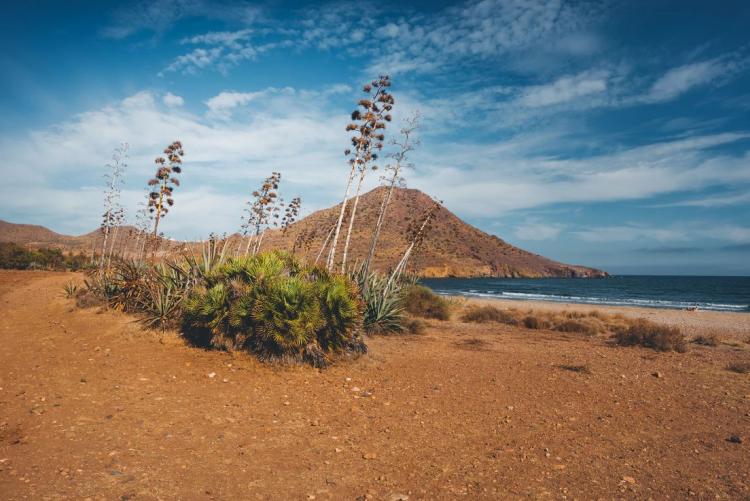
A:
[
  {"xmin": 99, "ymin": 143, "xmax": 128, "ymax": 274},
  {"xmin": 327, "ymin": 76, "xmax": 394, "ymax": 272},
  {"xmin": 240, "ymin": 172, "xmax": 282, "ymax": 256},
  {"xmin": 387, "ymin": 198, "xmax": 441, "ymax": 291},
  {"xmin": 148, "ymin": 140, "xmax": 184, "ymax": 237},
  {"xmin": 363, "ymin": 111, "xmax": 420, "ymax": 276}
]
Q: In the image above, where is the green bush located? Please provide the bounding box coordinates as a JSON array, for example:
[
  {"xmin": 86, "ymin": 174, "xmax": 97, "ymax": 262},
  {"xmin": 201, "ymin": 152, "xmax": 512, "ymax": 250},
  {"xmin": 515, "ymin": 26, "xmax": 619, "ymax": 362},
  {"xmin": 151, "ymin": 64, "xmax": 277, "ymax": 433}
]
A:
[
  {"xmin": 182, "ymin": 252, "xmax": 365, "ymax": 366},
  {"xmin": 403, "ymin": 285, "xmax": 450, "ymax": 320},
  {"xmin": 0, "ymin": 242, "xmax": 90, "ymax": 271}
]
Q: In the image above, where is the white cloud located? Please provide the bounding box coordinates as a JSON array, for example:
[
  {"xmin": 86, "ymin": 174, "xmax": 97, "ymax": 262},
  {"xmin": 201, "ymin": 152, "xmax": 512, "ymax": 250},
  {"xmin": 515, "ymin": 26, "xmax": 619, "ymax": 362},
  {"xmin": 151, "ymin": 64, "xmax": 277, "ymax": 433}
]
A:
[
  {"xmin": 573, "ymin": 223, "xmax": 750, "ymax": 244},
  {"xmin": 646, "ymin": 60, "xmax": 723, "ymax": 103},
  {"xmin": 0, "ymin": 88, "xmax": 357, "ymax": 237},
  {"xmin": 181, "ymin": 28, "xmax": 253, "ymax": 46},
  {"xmin": 517, "ymin": 71, "xmax": 608, "ymax": 108},
  {"xmin": 515, "ymin": 222, "xmax": 565, "ymax": 240},
  {"xmin": 163, "ymin": 92, "xmax": 185, "ymax": 107},
  {"xmin": 205, "ymin": 91, "xmax": 266, "ymax": 113}
]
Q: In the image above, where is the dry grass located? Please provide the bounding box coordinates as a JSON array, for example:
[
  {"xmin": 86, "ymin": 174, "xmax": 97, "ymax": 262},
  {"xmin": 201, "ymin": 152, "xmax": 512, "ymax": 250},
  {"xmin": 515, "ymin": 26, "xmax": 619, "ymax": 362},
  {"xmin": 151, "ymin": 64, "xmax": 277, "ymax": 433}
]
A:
[
  {"xmin": 726, "ymin": 362, "xmax": 750, "ymax": 374},
  {"xmin": 459, "ymin": 303, "xmax": 687, "ymax": 352},
  {"xmin": 462, "ymin": 305, "xmax": 519, "ymax": 324},
  {"xmin": 613, "ymin": 319, "xmax": 687, "ymax": 353},
  {"xmin": 692, "ymin": 334, "xmax": 719, "ymax": 347},
  {"xmin": 404, "ymin": 317, "xmax": 427, "ymax": 335}
]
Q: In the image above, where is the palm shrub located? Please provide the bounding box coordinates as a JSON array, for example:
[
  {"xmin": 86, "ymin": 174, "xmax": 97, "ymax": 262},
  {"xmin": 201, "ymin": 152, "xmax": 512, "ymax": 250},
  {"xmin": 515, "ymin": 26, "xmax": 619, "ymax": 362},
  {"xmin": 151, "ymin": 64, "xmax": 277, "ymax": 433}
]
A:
[{"xmin": 182, "ymin": 251, "xmax": 364, "ymax": 366}]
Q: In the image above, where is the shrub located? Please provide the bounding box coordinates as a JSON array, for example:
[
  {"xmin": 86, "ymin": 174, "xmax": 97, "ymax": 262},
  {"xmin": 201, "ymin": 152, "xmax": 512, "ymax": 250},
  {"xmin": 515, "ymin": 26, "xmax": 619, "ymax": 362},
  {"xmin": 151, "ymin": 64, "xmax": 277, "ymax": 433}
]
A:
[
  {"xmin": 692, "ymin": 334, "xmax": 719, "ymax": 346},
  {"xmin": 613, "ymin": 319, "xmax": 687, "ymax": 352},
  {"xmin": 182, "ymin": 252, "xmax": 364, "ymax": 366},
  {"xmin": 523, "ymin": 315, "xmax": 550, "ymax": 330},
  {"xmin": 726, "ymin": 362, "xmax": 750, "ymax": 374},
  {"xmin": 404, "ymin": 317, "xmax": 427, "ymax": 335},
  {"xmin": 460, "ymin": 305, "xmax": 518, "ymax": 325},
  {"xmin": 357, "ymin": 271, "xmax": 406, "ymax": 334},
  {"xmin": 553, "ymin": 318, "xmax": 600, "ymax": 336},
  {"xmin": 403, "ymin": 285, "xmax": 450, "ymax": 320},
  {"xmin": 0, "ymin": 242, "xmax": 91, "ymax": 271}
]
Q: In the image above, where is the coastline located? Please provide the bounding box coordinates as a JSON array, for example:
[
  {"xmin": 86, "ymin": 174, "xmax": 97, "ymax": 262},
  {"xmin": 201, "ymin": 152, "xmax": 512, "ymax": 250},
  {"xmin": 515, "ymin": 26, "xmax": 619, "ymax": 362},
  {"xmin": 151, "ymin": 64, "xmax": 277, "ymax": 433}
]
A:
[{"xmin": 450, "ymin": 294, "xmax": 750, "ymax": 341}]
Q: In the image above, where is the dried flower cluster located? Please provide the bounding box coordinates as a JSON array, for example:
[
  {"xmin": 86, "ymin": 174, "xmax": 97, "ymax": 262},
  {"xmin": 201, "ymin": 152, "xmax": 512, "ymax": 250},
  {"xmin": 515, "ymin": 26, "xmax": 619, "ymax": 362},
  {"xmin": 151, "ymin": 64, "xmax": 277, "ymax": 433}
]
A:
[
  {"xmin": 148, "ymin": 141, "xmax": 184, "ymax": 236},
  {"xmin": 99, "ymin": 143, "xmax": 128, "ymax": 273},
  {"xmin": 241, "ymin": 172, "xmax": 282, "ymax": 255},
  {"xmin": 327, "ymin": 75, "xmax": 394, "ymax": 272},
  {"xmin": 281, "ymin": 197, "xmax": 302, "ymax": 233}
]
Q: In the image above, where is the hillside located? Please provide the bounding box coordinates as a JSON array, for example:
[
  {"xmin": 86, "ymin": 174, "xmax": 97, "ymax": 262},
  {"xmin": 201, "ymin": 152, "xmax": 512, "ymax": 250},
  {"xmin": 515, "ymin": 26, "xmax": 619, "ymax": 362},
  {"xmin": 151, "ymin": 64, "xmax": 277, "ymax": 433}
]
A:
[
  {"xmin": 262, "ymin": 187, "xmax": 605, "ymax": 278},
  {"xmin": 0, "ymin": 187, "xmax": 606, "ymax": 278}
]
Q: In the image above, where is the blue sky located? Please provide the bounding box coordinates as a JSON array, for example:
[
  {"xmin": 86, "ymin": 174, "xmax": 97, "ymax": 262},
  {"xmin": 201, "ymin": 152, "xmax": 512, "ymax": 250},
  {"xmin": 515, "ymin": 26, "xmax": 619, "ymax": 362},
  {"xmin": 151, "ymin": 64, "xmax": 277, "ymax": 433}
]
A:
[{"xmin": 1, "ymin": 0, "xmax": 749, "ymax": 275}]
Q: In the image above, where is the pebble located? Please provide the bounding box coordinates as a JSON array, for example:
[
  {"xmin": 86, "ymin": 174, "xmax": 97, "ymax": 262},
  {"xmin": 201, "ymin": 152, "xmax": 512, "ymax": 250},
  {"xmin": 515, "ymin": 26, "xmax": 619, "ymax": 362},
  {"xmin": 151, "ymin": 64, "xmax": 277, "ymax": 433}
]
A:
[
  {"xmin": 621, "ymin": 476, "xmax": 636, "ymax": 484},
  {"xmin": 652, "ymin": 372, "xmax": 663, "ymax": 378},
  {"xmin": 727, "ymin": 435, "xmax": 742, "ymax": 444},
  {"xmin": 362, "ymin": 453, "xmax": 377, "ymax": 460},
  {"xmin": 207, "ymin": 372, "xmax": 216, "ymax": 378}
]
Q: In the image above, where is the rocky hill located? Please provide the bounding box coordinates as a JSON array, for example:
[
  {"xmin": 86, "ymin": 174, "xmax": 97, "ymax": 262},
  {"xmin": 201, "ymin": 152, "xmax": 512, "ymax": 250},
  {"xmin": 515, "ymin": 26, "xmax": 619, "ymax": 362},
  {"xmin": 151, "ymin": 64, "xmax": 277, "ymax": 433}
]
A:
[{"xmin": 0, "ymin": 187, "xmax": 606, "ymax": 278}]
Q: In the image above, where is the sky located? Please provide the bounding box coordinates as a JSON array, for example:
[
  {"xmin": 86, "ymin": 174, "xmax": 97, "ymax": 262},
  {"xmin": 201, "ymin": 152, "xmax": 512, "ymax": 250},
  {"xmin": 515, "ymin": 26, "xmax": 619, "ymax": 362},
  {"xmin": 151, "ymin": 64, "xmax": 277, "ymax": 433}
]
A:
[{"xmin": 0, "ymin": 0, "xmax": 749, "ymax": 275}]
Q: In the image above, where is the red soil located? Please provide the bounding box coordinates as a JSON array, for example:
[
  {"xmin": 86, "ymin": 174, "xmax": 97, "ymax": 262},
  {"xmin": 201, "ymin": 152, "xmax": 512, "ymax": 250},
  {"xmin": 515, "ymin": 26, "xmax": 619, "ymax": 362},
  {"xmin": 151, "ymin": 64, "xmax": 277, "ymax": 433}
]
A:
[{"xmin": 1, "ymin": 271, "xmax": 748, "ymax": 499}]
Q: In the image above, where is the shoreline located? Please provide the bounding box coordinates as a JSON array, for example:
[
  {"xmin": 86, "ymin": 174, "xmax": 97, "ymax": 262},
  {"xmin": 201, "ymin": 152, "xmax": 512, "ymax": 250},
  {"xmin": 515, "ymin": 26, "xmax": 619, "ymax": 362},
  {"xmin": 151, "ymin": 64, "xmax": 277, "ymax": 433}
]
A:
[{"xmin": 449, "ymin": 294, "xmax": 750, "ymax": 341}]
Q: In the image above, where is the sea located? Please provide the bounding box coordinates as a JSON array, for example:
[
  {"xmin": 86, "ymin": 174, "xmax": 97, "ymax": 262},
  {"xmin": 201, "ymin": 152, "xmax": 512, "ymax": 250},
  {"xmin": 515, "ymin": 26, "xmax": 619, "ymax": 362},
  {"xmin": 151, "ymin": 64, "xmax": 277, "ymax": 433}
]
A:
[{"xmin": 421, "ymin": 276, "xmax": 750, "ymax": 313}]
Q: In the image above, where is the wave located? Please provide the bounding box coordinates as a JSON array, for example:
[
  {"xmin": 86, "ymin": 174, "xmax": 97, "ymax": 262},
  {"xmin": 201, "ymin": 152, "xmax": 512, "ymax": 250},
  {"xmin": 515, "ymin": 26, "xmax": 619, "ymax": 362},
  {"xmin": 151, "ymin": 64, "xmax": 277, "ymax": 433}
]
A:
[{"xmin": 431, "ymin": 289, "xmax": 749, "ymax": 312}]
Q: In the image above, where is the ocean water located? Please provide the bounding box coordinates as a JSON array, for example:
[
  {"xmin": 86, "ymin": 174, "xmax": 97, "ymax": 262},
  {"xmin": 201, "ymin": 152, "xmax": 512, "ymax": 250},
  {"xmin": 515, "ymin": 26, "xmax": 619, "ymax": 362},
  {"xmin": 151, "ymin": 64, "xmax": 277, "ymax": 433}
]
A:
[{"xmin": 421, "ymin": 276, "xmax": 750, "ymax": 313}]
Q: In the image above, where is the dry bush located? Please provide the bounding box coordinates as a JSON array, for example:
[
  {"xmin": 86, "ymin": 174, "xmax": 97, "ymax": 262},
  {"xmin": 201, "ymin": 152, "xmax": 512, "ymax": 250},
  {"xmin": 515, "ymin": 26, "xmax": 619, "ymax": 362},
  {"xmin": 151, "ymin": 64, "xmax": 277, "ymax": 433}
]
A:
[
  {"xmin": 404, "ymin": 317, "xmax": 427, "ymax": 335},
  {"xmin": 403, "ymin": 285, "xmax": 450, "ymax": 320},
  {"xmin": 726, "ymin": 362, "xmax": 750, "ymax": 374},
  {"xmin": 692, "ymin": 334, "xmax": 719, "ymax": 347},
  {"xmin": 553, "ymin": 318, "xmax": 601, "ymax": 336},
  {"xmin": 461, "ymin": 305, "xmax": 518, "ymax": 325},
  {"xmin": 522, "ymin": 314, "xmax": 550, "ymax": 330},
  {"xmin": 614, "ymin": 319, "xmax": 687, "ymax": 352}
]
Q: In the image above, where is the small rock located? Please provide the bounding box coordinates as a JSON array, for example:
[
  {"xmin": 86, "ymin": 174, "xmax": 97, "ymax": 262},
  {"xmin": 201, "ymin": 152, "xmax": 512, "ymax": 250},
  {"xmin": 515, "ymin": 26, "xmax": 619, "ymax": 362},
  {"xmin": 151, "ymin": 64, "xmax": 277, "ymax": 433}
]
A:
[
  {"xmin": 222, "ymin": 378, "xmax": 229, "ymax": 383},
  {"xmin": 389, "ymin": 495, "xmax": 409, "ymax": 501},
  {"xmin": 207, "ymin": 372, "xmax": 216, "ymax": 378},
  {"xmin": 652, "ymin": 372, "xmax": 663, "ymax": 378},
  {"xmin": 727, "ymin": 435, "xmax": 742, "ymax": 444},
  {"xmin": 283, "ymin": 401, "xmax": 290, "ymax": 406},
  {"xmin": 362, "ymin": 452, "xmax": 377, "ymax": 460},
  {"xmin": 351, "ymin": 387, "xmax": 361, "ymax": 392},
  {"xmin": 335, "ymin": 448, "xmax": 343, "ymax": 453},
  {"xmin": 621, "ymin": 476, "xmax": 636, "ymax": 484}
]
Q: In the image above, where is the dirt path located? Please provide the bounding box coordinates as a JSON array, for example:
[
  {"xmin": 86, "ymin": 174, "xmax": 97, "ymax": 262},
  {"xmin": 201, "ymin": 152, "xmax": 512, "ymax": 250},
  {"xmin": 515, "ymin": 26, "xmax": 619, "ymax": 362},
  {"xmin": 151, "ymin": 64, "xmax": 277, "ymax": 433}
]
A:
[{"xmin": 1, "ymin": 271, "xmax": 749, "ymax": 500}]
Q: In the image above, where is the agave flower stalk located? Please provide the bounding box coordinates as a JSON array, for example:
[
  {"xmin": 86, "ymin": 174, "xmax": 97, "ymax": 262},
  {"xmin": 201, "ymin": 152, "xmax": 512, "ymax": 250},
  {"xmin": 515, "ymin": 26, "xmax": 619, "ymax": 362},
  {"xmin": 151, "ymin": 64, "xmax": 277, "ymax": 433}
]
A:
[
  {"xmin": 327, "ymin": 76, "xmax": 394, "ymax": 272},
  {"xmin": 240, "ymin": 172, "xmax": 282, "ymax": 256},
  {"xmin": 106, "ymin": 206, "xmax": 126, "ymax": 267},
  {"xmin": 99, "ymin": 143, "xmax": 128, "ymax": 274},
  {"xmin": 386, "ymin": 198, "xmax": 441, "ymax": 291},
  {"xmin": 363, "ymin": 111, "xmax": 420, "ymax": 276},
  {"xmin": 148, "ymin": 140, "xmax": 184, "ymax": 237}
]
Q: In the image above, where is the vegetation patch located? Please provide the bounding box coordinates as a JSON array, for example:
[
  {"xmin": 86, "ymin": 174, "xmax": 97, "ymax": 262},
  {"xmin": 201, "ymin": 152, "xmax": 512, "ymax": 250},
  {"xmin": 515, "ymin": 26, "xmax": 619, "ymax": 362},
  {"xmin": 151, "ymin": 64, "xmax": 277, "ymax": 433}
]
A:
[
  {"xmin": 692, "ymin": 334, "xmax": 719, "ymax": 347},
  {"xmin": 403, "ymin": 285, "xmax": 450, "ymax": 320},
  {"xmin": 726, "ymin": 362, "xmax": 750, "ymax": 374},
  {"xmin": 557, "ymin": 364, "xmax": 592, "ymax": 374},
  {"xmin": 461, "ymin": 305, "xmax": 518, "ymax": 324},
  {"xmin": 0, "ymin": 242, "xmax": 90, "ymax": 271},
  {"xmin": 613, "ymin": 319, "xmax": 687, "ymax": 352}
]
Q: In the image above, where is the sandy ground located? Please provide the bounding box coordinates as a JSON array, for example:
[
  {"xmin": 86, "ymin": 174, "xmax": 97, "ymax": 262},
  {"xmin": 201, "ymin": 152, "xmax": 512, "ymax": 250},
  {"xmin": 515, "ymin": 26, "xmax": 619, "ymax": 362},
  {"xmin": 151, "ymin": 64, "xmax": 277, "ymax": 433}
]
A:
[
  {"xmin": 453, "ymin": 296, "xmax": 750, "ymax": 342},
  {"xmin": 1, "ymin": 270, "xmax": 749, "ymax": 500}
]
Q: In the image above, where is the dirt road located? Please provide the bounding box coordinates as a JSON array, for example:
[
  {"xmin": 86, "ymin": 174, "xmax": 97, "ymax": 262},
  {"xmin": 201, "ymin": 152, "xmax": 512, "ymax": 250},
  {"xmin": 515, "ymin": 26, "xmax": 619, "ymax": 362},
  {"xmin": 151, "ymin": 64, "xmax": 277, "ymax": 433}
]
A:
[{"xmin": 1, "ymin": 271, "xmax": 748, "ymax": 499}]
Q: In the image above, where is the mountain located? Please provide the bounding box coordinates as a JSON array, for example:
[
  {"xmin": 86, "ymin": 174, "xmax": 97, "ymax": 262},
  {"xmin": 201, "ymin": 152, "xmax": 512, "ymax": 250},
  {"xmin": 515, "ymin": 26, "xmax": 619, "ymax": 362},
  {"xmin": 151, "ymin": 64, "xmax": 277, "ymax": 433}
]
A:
[
  {"xmin": 261, "ymin": 187, "xmax": 606, "ymax": 278},
  {"xmin": 0, "ymin": 187, "xmax": 607, "ymax": 278}
]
